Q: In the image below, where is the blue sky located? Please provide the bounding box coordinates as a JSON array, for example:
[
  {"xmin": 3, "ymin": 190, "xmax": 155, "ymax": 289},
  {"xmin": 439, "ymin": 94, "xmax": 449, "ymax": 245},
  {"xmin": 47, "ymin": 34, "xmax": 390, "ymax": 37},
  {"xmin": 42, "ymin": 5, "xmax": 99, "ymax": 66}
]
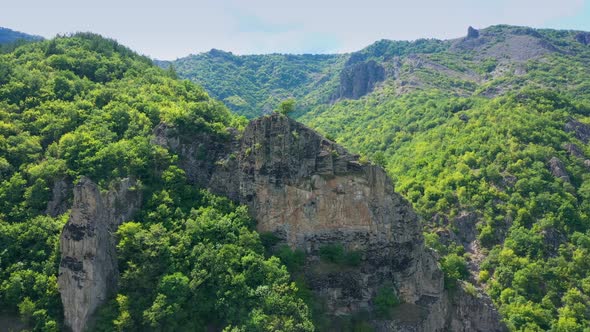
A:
[{"xmin": 1, "ymin": 0, "xmax": 589, "ymax": 60}]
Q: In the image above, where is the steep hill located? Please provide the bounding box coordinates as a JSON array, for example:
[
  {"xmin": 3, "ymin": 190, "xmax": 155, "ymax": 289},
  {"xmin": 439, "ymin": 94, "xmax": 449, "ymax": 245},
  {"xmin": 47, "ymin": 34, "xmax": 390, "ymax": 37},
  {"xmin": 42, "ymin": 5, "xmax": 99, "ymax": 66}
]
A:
[
  {"xmin": 158, "ymin": 50, "xmax": 344, "ymax": 118},
  {"xmin": 166, "ymin": 25, "xmax": 590, "ymax": 118},
  {"xmin": 0, "ymin": 33, "xmax": 504, "ymax": 332},
  {"xmin": 169, "ymin": 25, "xmax": 590, "ymax": 331},
  {"xmin": 0, "ymin": 33, "xmax": 314, "ymax": 331}
]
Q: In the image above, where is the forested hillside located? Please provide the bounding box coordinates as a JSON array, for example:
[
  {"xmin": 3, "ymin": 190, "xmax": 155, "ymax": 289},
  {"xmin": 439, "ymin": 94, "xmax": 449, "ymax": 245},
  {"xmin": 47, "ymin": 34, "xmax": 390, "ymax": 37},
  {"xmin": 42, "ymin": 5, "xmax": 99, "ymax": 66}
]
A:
[
  {"xmin": 171, "ymin": 25, "xmax": 590, "ymax": 331},
  {"xmin": 158, "ymin": 50, "xmax": 344, "ymax": 118},
  {"xmin": 0, "ymin": 34, "xmax": 312, "ymax": 331},
  {"xmin": 4, "ymin": 23, "xmax": 590, "ymax": 331}
]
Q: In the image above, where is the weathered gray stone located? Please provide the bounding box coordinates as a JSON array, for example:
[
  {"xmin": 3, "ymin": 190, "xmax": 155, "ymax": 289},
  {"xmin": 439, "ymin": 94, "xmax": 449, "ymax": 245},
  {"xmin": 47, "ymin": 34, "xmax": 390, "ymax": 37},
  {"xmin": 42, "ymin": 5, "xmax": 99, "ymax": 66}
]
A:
[
  {"xmin": 58, "ymin": 177, "xmax": 141, "ymax": 332},
  {"xmin": 467, "ymin": 26, "xmax": 480, "ymax": 39},
  {"xmin": 155, "ymin": 114, "xmax": 506, "ymax": 331},
  {"xmin": 549, "ymin": 157, "xmax": 570, "ymax": 183},
  {"xmin": 563, "ymin": 143, "xmax": 584, "ymax": 158},
  {"xmin": 447, "ymin": 281, "xmax": 505, "ymax": 332},
  {"xmin": 335, "ymin": 60, "xmax": 385, "ymax": 100},
  {"xmin": 46, "ymin": 178, "xmax": 72, "ymax": 217},
  {"xmin": 565, "ymin": 119, "xmax": 590, "ymax": 143}
]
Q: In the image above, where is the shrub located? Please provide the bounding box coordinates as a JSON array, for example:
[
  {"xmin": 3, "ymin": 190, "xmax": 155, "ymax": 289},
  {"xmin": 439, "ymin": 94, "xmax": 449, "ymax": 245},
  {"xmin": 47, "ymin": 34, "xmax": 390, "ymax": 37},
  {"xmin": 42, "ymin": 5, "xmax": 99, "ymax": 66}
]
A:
[
  {"xmin": 276, "ymin": 244, "xmax": 306, "ymax": 272},
  {"xmin": 373, "ymin": 284, "xmax": 400, "ymax": 318},
  {"xmin": 319, "ymin": 243, "xmax": 362, "ymax": 266},
  {"xmin": 441, "ymin": 253, "xmax": 469, "ymax": 290}
]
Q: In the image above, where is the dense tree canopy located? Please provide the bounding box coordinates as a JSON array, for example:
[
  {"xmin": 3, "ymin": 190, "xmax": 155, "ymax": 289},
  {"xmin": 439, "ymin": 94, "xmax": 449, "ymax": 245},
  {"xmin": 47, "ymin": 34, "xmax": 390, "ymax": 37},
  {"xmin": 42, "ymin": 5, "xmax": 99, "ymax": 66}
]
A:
[
  {"xmin": 0, "ymin": 34, "xmax": 312, "ymax": 331},
  {"xmin": 4, "ymin": 24, "xmax": 590, "ymax": 331},
  {"xmin": 303, "ymin": 89, "xmax": 590, "ymax": 331}
]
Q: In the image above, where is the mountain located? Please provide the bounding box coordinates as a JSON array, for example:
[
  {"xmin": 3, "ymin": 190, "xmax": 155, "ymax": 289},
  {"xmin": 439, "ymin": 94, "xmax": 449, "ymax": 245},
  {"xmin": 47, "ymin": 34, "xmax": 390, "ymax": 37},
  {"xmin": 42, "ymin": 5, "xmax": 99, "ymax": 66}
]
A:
[
  {"xmin": 0, "ymin": 26, "xmax": 43, "ymax": 44},
  {"xmin": 168, "ymin": 25, "xmax": 590, "ymax": 331},
  {"xmin": 0, "ymin": 33, "xmax": 504, "ymax": 331},
  {"xmin": 165, "ymin": 25, "xmax": 590, "ymax": 119},
  {"xmin": 0, "ymin": 33, "xmax": 310, "ymax": 331},
  {"xmin": 158, "ymin": 50, "xmax": 344, "ymax": 118}
]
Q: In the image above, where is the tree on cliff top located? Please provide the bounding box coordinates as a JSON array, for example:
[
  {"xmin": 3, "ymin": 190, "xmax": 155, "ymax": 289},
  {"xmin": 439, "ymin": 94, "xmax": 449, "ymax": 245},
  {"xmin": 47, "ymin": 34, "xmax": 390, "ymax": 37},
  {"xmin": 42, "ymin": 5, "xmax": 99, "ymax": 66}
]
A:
[{"xmin": 276, "ymin": 98, "xmax": 296, "ymax": 116}]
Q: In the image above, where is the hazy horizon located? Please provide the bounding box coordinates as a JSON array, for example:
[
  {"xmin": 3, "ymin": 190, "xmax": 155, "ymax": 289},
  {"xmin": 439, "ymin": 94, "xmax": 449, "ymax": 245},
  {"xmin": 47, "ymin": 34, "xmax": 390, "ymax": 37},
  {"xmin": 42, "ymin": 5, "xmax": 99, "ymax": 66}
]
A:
[{"xmin": 2, "ymin": 0, "xmax": 590, "ymax": 60}]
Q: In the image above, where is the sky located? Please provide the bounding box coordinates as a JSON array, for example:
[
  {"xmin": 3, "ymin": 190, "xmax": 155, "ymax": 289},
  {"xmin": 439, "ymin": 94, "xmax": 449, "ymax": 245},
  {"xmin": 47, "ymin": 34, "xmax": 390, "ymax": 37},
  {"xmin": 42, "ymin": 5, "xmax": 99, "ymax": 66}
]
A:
[{"xmin": 1, "ymin": 0, "xmax": 590, "ymax": 60}]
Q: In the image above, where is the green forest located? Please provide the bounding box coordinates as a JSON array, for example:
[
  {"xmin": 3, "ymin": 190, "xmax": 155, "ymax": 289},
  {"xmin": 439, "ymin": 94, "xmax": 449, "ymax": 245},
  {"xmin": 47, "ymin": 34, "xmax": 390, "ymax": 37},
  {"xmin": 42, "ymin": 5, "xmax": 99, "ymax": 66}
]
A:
[
  {"xmin": 304, "ymin": 89, "xmax": 590, "ymax": 331},
  {"xmin": 3, "ymin": 24, "xmax": 590, "ymax": 332},
  {"xmin": 0, "ymin": 34, "xmax": 312, "ymax": 331},
  {"xmin": 160, "ymin": 50, "xmax": 345, "ymax": 119},
  {"xmin": 170, "ymin": 25, "xmax": 590, "ymax": 331}
]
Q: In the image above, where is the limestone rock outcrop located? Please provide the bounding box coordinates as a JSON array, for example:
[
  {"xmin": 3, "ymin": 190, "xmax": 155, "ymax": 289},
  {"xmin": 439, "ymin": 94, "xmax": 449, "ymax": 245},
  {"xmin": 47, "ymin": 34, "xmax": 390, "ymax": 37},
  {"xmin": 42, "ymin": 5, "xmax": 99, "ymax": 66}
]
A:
[
  {"xmin": 156, "ymin": 114, "xmax": 506, "ymax": 331},
  {"xmin": 58, "ymin": 177, "xmax": 141, "ymax": 332},
  {"xmin": 467, "ymin": 26, "xmax": 480, "ymax": 39},
  {"xmin": 564, "ymin": 143, "xmax": 584, "ymax": 158},
  {"xmin": 46, "ymin": 178, "xmax": 72, "ymax": 217},
  {"xmin": 565, "ymin": 119, "xmax": 590, "ymax": 143},
  {"xmin": 335, "ymin": 60, "xmax": 385, "ymax": 100},
  {"xmin": 549, "ymin": 157, "xmax": 570, "ymax": 183},
  {"xmin": 446, "ymin": 281, "xmax": 504, "ymax": 332}
]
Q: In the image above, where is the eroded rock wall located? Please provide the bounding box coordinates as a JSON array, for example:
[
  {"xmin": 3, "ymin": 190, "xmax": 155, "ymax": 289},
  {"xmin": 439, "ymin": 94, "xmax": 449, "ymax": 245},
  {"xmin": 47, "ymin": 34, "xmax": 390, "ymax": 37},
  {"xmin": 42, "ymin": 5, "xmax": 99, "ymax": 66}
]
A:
[
  {"xmin": 156, "ymin": 113, "xmax": 506, "ymax": 331},
  {"xmin": 334, "ymin": 60, "xmax": 385, "ymax": 100},
  {"xmin": 58, "ymin": 177, "xmax": 141, "ymax": 332}
]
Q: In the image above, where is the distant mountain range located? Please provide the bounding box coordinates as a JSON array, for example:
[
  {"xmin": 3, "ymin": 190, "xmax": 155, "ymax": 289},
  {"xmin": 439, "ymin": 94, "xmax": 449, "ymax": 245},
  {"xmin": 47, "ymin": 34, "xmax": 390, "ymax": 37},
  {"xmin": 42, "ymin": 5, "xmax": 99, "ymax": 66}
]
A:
[
  {"xmin": 162, "ymin": 25, "xmax": 590, "ymax": 331},
  {"xmin": 0, "ymin": 26, "xmax": 43, "ymax": 44},
  {"xmin": 2, "ymin": 24, "xmax": 590, "ymax": 331},
  {"xmin": 160, "ymin": 25, "xmax": 590, "ymax": 118}
]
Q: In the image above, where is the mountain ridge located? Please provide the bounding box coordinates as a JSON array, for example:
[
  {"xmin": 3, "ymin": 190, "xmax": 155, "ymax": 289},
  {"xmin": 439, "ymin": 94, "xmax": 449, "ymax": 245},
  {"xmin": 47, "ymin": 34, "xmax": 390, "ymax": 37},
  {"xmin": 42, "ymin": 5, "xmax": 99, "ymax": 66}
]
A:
[
  {"xmin": 167, "ymin": 24, "xmax": 590, "ymax": 331},
  {"xmin": 161, "ymin": 24, "xmax": 590, "ymax": 119},
  {"xmin": 0, "ymin": 31, "xmax": 504, "ymax": 332},
  {"xmin": 0, "ymin": 26, "xmax": 43, "ymax": 44},
  {"xmin": 2, "ymin": 24, "xmax": 590, "ymax": 331}
]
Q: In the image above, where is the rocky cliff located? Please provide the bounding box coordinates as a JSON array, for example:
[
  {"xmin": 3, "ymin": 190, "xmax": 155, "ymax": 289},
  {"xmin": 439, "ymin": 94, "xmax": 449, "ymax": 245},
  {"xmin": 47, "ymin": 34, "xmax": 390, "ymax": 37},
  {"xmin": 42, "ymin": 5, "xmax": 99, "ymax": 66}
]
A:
[
  {"xmin": 155, "ymin": 113, "xmax": 506, "ymax": 331},
  {"xmin": 58, "ymin": 177, "xmax": 141, "ymax": 332},
  {"xmin": 334, "ymin": 60, "xmax": 385, "ymax": 100}
]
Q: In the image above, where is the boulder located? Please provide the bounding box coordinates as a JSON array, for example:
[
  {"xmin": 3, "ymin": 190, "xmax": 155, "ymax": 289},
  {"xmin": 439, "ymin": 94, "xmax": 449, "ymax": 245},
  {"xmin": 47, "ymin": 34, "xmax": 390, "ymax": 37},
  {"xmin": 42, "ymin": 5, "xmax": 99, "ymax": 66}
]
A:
[
  {"xmin": 565, "ymin": 119, "xmax": 590, "ymax": 143},
  {"xmin": 563, "ymin": 143, "xmax": 584, "ymax": 158}
]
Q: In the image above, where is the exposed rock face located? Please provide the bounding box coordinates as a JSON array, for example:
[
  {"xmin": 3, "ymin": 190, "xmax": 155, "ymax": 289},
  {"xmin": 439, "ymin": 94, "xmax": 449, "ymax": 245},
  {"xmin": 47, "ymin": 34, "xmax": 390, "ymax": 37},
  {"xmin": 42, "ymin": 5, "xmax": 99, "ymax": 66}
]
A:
[
  {"xmin": 447, "ymin": 281, "xmax": 504, "ymax": 332},
  {"xmin": 46, "ymin": 178, "xmax": 72, "ymax": 217},
  {"xmin": 151, "ymin": 124, "xmax": 237, "ymax": 185},
  {"xmin": 564, "ymin": 143, "xmax": 584, "ymax": 158},
  {"xmin": 156, "ymin": 114, "xmax": 506, "ymax": 331},
  {"xmin": 575, "ymin": 32, "xmax": 590, "ymax": 45},
  {"xmin": 467, "ymin": 26, "xmax": 480, "ymax": 39},
  {"xmin": 451, "ymin": 26, "xmax": 558, "ymax": 62},
  {"xmin": 335, "ymin": 60, "xmax": 385, "ymax": 100},
  {"xmin": 549, "ymin": 157, "xmax": 570, "ymax": 183},
  {"xmin": 58, "ymin": 177, "xmax": 141, "ymax": 332},
  {"xmin": 453, "ymin": 211, "xmax": 479, "ymax": 244},
  {"xmin": 565, "ymin": 119, "xmax": 590, "ymax": 143}
]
